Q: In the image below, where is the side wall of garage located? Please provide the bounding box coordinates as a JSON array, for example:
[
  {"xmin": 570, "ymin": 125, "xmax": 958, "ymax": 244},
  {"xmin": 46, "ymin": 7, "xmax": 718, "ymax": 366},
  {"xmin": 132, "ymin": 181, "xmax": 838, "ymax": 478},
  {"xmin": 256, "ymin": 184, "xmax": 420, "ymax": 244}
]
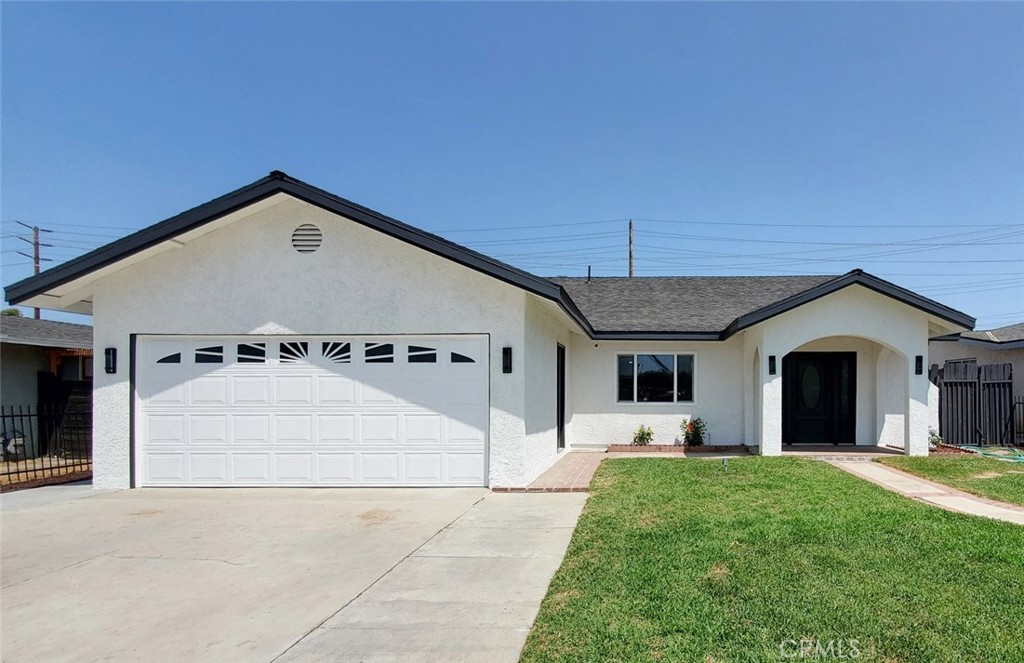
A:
[
  {"xmin": 522, "ymin": 296, "xmax": 574, "ymax": 477},
  {"xmin": 90, "ymin": 197, "xmax": 544, "ymax": 488}
]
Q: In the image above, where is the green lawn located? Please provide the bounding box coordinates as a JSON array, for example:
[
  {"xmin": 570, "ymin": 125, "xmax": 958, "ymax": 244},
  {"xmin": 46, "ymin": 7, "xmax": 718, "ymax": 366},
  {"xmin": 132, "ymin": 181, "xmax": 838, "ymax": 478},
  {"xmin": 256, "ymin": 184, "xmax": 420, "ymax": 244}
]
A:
[
  {"xmin": 876, "ymin": 455, "xmax": 1024, "ymax": 507},
  {"xmin": 521, "ymin": 458, "xmax": 1024, "ymax": 663}
]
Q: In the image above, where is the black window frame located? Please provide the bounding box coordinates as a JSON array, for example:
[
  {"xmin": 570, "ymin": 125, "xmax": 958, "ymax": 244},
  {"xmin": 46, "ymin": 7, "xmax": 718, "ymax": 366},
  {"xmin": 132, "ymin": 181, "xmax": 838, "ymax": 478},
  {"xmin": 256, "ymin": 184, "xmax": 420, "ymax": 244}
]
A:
[{"xmin": 616, "ymin": 353, "xmax": 696, "ymax": 404}]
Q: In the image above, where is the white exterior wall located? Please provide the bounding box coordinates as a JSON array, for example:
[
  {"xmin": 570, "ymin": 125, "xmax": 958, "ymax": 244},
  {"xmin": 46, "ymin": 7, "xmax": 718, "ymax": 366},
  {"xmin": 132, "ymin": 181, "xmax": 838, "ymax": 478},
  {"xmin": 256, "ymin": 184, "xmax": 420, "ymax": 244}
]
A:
[
  {"xmin": 89, "ymin": 197, "xmax": 557, "ymax": 488},
  {"xmin": 746, "ymin": 285, "xmax": 932, "ymax": 456},
  {"xmin": 522, "ymin": 297, "xmax": 573, "ymax": 476},
  {"xmin": 569, "ymin": 336, "xmax": 745, "ymax": 447}
]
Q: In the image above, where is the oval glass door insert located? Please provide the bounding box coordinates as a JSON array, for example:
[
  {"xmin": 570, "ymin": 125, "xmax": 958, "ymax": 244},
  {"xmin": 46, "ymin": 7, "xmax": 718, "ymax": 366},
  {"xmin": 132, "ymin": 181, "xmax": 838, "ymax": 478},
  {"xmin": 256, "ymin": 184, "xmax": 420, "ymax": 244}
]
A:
[{"xmin": 801, "ymin": 364, "xmax": 822, "ymax": 409}]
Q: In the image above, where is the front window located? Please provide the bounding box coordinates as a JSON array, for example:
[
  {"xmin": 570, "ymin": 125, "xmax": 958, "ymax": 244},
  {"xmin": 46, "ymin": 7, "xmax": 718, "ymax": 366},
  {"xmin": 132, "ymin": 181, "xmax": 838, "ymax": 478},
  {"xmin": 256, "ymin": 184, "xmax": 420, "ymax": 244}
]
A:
[{"xmin": 617, "ymin": 354, "xmax": 695, "ymax": 403}]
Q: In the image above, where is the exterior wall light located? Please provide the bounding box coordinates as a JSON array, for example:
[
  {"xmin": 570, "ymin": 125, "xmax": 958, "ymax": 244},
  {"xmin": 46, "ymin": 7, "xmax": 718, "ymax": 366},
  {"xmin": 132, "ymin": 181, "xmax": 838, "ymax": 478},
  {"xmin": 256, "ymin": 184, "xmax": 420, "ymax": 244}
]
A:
[
  {"xmin": 502, "ymin": 347, "xmax": 513, "ymax": 374},
  {"xmin": 104, "ymin": 348, "xmax": 117, "ymax": 374}
]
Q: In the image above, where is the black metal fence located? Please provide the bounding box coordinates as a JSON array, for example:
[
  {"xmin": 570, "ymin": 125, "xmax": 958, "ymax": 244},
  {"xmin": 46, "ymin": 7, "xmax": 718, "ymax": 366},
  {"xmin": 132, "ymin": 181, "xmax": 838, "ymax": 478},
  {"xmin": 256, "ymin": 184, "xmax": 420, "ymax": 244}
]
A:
[
  {"xmin": 1, "ymin": 405, "xmax": 92, "ymax": 490},
  {"xmin": 933, "ymin": 359, "xmax": 1016, "ymax": 446}
]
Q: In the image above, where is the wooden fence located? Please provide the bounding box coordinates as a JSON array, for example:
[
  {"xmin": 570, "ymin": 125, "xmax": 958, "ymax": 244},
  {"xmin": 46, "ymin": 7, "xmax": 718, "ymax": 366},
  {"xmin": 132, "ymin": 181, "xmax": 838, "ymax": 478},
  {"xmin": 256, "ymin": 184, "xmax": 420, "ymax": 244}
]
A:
[{"xmin": 933, "ymin": 359, "xmax": 1016, "ymax": 446}]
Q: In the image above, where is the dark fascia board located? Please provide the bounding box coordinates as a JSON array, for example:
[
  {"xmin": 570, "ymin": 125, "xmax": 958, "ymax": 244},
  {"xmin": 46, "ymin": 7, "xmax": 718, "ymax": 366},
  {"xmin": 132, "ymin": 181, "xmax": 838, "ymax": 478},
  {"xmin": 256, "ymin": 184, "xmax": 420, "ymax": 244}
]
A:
[
  {"xmin": 592, "ymin": 331, "xmax": 723, "ymax": 341},
  {"xmin": 721, "ymin": 269, "xmax": 975, "ymax": 338},
  {"xmin": 945, "ymin": 335, "xmax": 1024, "ymax": 350},
  {"xmin": 4, "ymin": 171, "xmax": 595, "ymax": 335}
]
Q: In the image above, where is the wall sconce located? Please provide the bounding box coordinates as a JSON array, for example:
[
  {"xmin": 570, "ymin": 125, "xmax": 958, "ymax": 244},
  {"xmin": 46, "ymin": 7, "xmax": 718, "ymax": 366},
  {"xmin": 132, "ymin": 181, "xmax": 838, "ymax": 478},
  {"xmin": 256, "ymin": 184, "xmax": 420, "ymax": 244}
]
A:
[
  {"xmin": 104, "ymin": 348, "xmax": 117, "ymax": 374},
  {"xmin": 502, "ymin": 347, "xmax": 513, "ymax": 374},
  {"xmin": 915, "ymin": 355, "xmax": 923, "ymax": 375},
  {"xmin": 768, "ymin": 355, "xmax": 777, "ymax": 376}
]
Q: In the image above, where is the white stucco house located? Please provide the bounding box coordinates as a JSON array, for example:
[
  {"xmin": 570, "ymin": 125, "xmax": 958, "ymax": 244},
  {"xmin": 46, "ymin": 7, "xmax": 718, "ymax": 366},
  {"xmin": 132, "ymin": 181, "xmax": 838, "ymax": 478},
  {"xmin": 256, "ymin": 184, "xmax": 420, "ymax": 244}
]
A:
[{"xmin": 4, "ymin": 172, "xmax": 975, "ymax": 489}]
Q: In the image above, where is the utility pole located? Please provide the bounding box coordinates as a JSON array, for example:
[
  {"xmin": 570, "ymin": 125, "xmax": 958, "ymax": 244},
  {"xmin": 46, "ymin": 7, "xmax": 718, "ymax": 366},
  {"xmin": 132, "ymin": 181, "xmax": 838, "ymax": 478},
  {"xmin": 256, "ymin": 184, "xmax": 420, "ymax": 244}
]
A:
[
  {"xmin": 15, "ymin": 221, "xmax": 53, "ymax": 319},
  {"xmin": 628, "ymin": 219, "xmax": 634, "ymax": 277}
]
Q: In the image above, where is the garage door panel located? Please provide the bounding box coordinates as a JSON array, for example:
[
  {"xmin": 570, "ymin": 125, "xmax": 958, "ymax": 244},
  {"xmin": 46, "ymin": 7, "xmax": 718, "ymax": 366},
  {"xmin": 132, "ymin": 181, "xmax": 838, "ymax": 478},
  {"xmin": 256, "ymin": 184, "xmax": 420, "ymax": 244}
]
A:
[
  {"xmin": 275, "ymin": 454, "xmax": 314, "ymax": 482},
  {"xmin": 276, "ymin": 415, "xmax": 313, "ymax": 444},
  {"xmin": 360, "ymin": 381, "xmax": 400, "ymax": 406},
  {"xmin": 317, "ymin": 376, "xmax": 355, "ymax": 404},
  {"xmin": 449, "ymin": 416, "xmax": 486, "ymax": 445},
  {"xmin": 138, "ymin": 335, "xmax": 488, "ymax": 487},
  {"xmin": 232, "ymin": 376, "xmax": 271, "ymax": 405},
  {"xmin": 360, "ymin": 453, "xmax": 400, "ymax": 482},
  {"xmin": 233, "ymin": 415, "xmax": 271, "ymax": 444},
  {"xmin": 146, "ymin": 415, "xmax": 185, "ymax": 445},
  {"xmin": 276, "ymin": 376, "xmax": 313, "ymax": 405},
  {"xmin": 361, "ymin": 415, "xmax": 399, "ymax": 444},
  {"xmin": 318, "ymin": 415, "xmax": 355, "ymax": 444},
  {"xmin": 318, "ymin": 454, "xmax": 357, "ymax": 482},
  {"xmin": 189, "ymin": 415, "xmax": 228, "ymax": 445},
  {"xmin": 146, "ymin": 382, "xmax": 186, "ymax": 406},
  {"xmin": 405, "ymin": 453, "xmax": 443, "ymax": 482},
  {"xmin": 448, "ymin": 453, "xmax": 486, "ymax": 483},
  {"xmin": 190, "ymin": 377, "xmax": 228, "ymax": 405},
  {"xmin": 404, "ymin": 415, "xmax": 443, "ymax": 445},
  {"xmin": 146, "ymin": 453, "xmax": 186, "ymax": 483},
  {"xmin": 190, "ymin": 454, "xmax": 229, "ymax": 482},
  {"xmin": 233, "ymin": 453, "xmax": 272, "ymax": 482}
]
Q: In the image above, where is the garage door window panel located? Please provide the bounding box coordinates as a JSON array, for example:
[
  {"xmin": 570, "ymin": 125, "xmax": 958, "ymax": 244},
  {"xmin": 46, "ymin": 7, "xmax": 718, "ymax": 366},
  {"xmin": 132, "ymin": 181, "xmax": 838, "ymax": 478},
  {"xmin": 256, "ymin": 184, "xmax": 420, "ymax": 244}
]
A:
[
  {"xmin": 237, "ymin": 343, "xmax": 266, "ymax": 363},
  {"xmin": 365, "ymin": 343, "xmax": 394, "ymax": 363},
  {"xmin": 195, "ymin": 346, "xmax": 224, "ymax": 364},
  {"xmin": 280, "ymin": 342, "xmax": 308, "ymax": 364}
]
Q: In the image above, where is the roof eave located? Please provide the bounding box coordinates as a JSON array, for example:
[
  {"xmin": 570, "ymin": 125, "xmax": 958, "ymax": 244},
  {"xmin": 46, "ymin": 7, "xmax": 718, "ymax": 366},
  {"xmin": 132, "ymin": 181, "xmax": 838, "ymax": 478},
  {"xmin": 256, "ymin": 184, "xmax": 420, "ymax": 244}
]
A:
[
  {"xmin": 5, "ymin": 172, "xmax": 595, "ymax": 330},
  {"xmin": 721, "ymin": 269, "xmax": 975, "ymax": 338}
]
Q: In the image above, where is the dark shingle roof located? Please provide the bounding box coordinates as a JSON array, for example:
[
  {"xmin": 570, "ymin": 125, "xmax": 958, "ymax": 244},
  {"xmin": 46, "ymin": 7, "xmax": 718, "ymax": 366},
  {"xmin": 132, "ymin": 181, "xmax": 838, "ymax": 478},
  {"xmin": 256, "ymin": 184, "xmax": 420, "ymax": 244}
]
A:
[
  {"xmin": 960, "ymin": 321, "xmax": 1024, "ymax": 344},
  {"xmin": 549, "ymin": 275, "xmax": 836, "ymax": 334},
  {"xmin": 0, "ymin": 316, "xmax": 92, "ymax": 350}
]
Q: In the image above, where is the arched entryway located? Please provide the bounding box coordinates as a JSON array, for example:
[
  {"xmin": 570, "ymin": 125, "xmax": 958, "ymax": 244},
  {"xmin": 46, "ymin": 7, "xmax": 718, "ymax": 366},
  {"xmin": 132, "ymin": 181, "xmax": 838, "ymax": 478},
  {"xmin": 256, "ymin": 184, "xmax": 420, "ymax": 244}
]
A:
[{"xmin": 780, "ymin": 336, "xmax": 909, "ymax": 449}]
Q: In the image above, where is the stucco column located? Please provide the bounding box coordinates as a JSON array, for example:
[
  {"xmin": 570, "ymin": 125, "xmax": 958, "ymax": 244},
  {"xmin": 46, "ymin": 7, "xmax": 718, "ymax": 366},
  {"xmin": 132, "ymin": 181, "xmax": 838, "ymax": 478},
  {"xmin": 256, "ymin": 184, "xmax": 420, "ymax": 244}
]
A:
[
  {"xmin": 761, "ymin": 372, "xmax": 783, "ymax": 456},
  {"xmin": 906, "ymin": 370, "xmax": 930, "ymax": 456}
]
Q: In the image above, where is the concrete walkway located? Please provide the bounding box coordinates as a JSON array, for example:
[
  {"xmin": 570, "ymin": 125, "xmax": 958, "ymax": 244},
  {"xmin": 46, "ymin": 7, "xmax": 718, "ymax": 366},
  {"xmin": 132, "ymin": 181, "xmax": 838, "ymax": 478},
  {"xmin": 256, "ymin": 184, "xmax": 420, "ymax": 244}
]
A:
[
  {"xmin": 275, "ymin": 492, "xmax": 586, "ymax": 662},
  {"xmin": 831, "ymin": 461, "xmax": 1024, "ymax": 525}
]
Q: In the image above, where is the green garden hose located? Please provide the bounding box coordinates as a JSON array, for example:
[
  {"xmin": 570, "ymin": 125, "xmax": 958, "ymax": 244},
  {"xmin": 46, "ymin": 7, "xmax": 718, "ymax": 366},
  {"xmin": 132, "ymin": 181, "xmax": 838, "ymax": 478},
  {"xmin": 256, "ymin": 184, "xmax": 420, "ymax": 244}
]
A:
[{"xmin": 957, "ymin": 445, "xmax": 1024, "ymax": 463}]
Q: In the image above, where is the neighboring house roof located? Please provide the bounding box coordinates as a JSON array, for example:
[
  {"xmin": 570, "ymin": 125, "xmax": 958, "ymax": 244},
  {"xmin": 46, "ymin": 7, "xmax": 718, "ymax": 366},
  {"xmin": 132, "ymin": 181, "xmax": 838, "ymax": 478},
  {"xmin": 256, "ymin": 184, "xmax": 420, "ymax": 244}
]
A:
[
  {"xmin": 3, "ymin": 171, "xmax": 976, "ymax": 340},
  {"xmin": 932, "ymin": 321, "xmax": 1024, "ymax": 350},
  {"xmin": 0, "ymin": 316, "xmax": 92, "ymax": 350},
  {"xmin": 961, "ymin": 322, "xmax": 1024, "ymax": 344}
]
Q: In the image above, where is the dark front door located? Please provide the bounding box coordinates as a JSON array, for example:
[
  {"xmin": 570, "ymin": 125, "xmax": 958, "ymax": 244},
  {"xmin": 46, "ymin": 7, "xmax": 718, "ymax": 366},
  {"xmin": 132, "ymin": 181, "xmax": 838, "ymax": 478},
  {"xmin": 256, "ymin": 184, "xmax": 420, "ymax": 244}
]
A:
[
  {"xmin": 556, "ymin": 344, "xmax": 566, "ymax": 451},
  {"xmin": 783, "ymin": 352, "xmax": 856, "ymax": 445}
]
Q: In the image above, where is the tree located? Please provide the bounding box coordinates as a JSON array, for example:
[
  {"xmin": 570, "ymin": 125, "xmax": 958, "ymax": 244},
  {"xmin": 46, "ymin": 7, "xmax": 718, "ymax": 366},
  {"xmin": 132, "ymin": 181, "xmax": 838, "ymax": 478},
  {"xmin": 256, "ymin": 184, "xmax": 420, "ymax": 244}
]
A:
[{"xmin": 1, "ymin": 308, "xmax": 23, "ymax": 316}]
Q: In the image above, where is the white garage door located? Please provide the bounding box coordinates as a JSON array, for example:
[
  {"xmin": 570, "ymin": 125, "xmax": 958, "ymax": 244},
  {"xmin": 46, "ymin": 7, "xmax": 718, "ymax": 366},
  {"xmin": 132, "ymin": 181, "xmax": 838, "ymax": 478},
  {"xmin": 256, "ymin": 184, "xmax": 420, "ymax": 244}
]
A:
[{"xmin": 136, "ymin": 335, "xmax": 488, "ymax": 487}]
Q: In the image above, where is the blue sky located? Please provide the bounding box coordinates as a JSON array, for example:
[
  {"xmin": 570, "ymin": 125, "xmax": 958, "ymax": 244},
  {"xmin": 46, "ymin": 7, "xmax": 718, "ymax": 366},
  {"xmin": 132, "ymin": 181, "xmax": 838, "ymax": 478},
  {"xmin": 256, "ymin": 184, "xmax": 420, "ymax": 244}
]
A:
[{"xmin": 2, "ymin": 2, "xmax": 1022, "ymax": 328}]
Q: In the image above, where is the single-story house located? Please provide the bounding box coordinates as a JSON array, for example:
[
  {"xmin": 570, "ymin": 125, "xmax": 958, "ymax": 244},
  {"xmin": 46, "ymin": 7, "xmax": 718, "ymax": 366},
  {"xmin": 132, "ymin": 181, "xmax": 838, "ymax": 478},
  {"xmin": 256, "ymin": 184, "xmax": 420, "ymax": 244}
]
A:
[
  {"xmin": 0, "ymin": 316, "xmax": 93, "ymax": 408},
  {"xmin": 930, "ymin": 322, "xmax": 1023, "ymax": 397},
  {"xmin": 4, "ymin": 172, "xmax": 974, "ymax": 489},
  {"xmin": 0, "ymin": 316, "xmax": 93, "ymax": 458}
]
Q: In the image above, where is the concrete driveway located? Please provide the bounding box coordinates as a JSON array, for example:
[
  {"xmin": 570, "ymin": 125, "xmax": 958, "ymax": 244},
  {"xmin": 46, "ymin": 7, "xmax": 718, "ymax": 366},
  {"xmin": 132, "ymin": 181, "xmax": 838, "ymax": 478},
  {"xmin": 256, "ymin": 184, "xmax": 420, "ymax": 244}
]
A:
[{"xmin": 1, "ymin": 485, "xmax": 586, "ymax": 662}]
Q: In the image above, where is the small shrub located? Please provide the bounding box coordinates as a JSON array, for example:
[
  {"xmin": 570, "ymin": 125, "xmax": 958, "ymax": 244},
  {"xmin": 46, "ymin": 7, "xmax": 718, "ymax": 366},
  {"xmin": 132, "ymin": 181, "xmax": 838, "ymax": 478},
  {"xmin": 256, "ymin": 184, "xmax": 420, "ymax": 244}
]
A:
[
  {"xmin": 683, "ymin": 417, "xmax": 707, "ymax": 447},
  {"xmin": 633, "ymin": 424, "xmax": 654, "ymax": 446},
  {"xmin": 928, "ymin": 428, "xmax": 943, "ymax": 447}
]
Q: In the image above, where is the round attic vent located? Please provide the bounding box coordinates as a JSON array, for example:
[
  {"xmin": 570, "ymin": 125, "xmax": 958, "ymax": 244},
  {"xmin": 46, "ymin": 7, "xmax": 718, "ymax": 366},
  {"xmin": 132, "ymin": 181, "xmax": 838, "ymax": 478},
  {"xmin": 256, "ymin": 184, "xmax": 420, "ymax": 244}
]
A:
[{"xmin": 291, "ymin": 224, "xmax": 322, "ymax": 253}]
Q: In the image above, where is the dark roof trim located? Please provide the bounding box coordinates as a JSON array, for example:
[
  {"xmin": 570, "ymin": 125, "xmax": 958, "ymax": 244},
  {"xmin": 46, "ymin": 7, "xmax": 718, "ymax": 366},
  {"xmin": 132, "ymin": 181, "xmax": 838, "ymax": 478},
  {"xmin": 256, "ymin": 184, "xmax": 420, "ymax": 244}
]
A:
[
  {"xmin": 5, "ymin": 171, "xmax": 594, "ymax": 335},
  {"xmin": 929, "ymin": 333, "xmax": 1024, "ymax": 350},
  {"xmin": 592, "ymin": 331, "xmax": 723, "ymax": 341},
  {"xmin": 722, "ymin": 269, "xmax": 975, "ymax": 337}
]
